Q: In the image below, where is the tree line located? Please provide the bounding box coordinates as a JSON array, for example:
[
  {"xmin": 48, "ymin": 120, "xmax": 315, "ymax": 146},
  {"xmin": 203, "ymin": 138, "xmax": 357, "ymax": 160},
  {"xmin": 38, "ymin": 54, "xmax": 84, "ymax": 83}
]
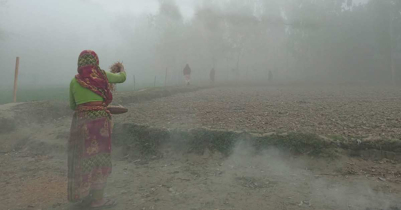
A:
[{"xmin": 139, "ymin": 0, "xmax": 401, "ymax": 85}]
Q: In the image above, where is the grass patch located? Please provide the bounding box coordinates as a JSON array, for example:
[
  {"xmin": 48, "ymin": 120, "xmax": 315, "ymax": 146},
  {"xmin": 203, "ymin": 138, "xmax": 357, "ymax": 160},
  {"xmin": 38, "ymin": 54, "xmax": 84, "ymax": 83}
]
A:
[
  {"xmin": 113, "ymin": 124, "xmax": 336, "ymax": 159},
  {"xmin": 253, "ymin": 133, "xmax": 332, "ymax": 156},
  {"xmin": 0, "ymin": 117, "xmax": 16, "ymax": 134}
]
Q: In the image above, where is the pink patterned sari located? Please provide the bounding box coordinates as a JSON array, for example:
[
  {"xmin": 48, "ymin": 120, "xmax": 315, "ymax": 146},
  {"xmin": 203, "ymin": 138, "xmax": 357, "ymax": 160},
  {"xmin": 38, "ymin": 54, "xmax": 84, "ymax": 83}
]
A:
[{"xmin": 68, "ymin": 105, "xmax": 112, "ymax": 202}]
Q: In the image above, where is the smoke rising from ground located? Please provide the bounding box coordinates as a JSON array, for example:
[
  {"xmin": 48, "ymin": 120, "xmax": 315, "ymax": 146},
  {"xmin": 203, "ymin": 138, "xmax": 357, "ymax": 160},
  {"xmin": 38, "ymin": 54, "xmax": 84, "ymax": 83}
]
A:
[{"xmin": 222, "ymin": 142, "xmax": 398, "ymax": 209}]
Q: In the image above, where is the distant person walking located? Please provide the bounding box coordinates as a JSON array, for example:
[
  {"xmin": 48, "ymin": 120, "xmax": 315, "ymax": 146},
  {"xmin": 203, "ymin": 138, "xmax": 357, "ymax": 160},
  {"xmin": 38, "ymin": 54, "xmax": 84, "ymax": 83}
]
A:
[
  {"xmin": 210, "ymin": 68, "xmax": 216, "ymax": 85},
  {"xmin": 183, "ymin": 64, "xmax": 192, "ymax": 85},
  {"xmin": 68, "ymin": 50, "xmax": 126, "ymax": 209},
  {"xmin": 268, "ymin": 70, "xmax": 273, "ymax": 83}
]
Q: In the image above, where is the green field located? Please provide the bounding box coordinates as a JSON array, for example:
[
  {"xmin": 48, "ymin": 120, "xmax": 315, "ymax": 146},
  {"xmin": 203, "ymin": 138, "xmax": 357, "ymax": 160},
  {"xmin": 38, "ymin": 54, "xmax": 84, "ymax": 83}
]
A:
[
  {"xmin": 0, "ymin": 83, "xmax": 161, "ymax": 105},
  {"xmin": 0, "ymin": 86, "xmax": 69, "ymax": 105}
]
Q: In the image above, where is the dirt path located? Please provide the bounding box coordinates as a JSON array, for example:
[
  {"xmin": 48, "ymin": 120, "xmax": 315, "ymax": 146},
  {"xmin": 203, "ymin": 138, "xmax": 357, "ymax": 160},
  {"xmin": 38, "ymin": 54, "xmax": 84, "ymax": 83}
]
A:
[{"xmin": 1, "ymin": 85, "xmax": 401, "ymax": 210}]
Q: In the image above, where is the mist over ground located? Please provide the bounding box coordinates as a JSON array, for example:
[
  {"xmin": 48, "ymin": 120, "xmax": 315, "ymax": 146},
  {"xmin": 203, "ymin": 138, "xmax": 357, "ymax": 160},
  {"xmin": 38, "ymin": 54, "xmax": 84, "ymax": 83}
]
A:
[
  {"xmin": 1, "ymin": 1, "xmax": 401, "ymax": 210},
  {"xmin": 1, "ymin": 0, "xmax": 400, "ymax": 93}
]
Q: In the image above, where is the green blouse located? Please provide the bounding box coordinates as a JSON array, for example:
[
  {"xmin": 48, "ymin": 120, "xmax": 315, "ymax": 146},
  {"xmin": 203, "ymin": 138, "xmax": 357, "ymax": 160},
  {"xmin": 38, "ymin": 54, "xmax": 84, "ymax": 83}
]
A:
[{"xmin": 69, "ymin": 71, "xmax": 127, "ymax": 110}]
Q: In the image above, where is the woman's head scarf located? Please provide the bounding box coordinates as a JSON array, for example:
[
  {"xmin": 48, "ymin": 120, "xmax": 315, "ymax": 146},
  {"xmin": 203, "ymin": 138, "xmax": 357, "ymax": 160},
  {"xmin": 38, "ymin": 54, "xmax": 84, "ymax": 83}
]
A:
[{"xmin": 75, "ymin": 50, "xmax": 113, "ymax": 105}]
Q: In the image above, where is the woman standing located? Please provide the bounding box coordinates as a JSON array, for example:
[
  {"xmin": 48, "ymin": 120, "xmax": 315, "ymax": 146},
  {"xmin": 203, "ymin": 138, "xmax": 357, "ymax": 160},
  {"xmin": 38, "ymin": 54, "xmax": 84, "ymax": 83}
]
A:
[{"xmin": 68, "ymin": 50, "xmax": 126, "ymax": 208}]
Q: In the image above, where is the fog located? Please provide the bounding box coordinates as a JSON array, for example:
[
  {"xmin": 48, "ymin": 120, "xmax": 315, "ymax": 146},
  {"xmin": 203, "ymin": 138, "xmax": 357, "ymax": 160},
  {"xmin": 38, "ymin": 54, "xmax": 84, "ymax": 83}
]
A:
[
  {"xmin": 2, "ymin": 0, "xmax": 399, "ymax": 90},
  {"xmin": 1, "ymin": 1, "xmax": 401, "ymax": 209},
  {"xmin": 0, "ymin": 0, "xmax": 197, "ymax": 88}
]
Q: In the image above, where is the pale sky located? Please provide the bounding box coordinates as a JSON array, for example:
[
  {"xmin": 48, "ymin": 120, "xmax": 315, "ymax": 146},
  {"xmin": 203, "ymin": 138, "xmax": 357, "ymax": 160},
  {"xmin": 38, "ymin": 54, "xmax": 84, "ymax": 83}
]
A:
[
  {"xmin": 84, "ymin": 0, "xmax": 197, "ymax": 17},
  {"xmin": 0, "ymin": 0, "xmax": 370, "ymax": 87},
  {"xmin": 0, "ymin": 0, "xmax": 199, "ymax": 87}
]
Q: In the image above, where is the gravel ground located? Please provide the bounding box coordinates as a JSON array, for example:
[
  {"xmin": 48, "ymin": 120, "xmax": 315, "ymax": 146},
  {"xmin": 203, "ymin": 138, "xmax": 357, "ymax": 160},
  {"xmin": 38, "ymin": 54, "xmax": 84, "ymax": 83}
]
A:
[
  {"xmin": 120, "ymin": 85, "xmax": 401, "ymax": 140},
  {"xmin": 1, "ymin": 85, "xmax": 401, "ymax": 210}
]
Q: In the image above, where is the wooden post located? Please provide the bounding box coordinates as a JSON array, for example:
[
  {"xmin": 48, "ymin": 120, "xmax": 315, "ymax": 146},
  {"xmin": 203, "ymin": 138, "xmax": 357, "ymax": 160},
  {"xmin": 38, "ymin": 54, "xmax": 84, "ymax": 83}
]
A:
[
  {"xmin": 154, "ymin": 76, "xmax": 157, "ymax": 87},
  {"xmin": 390, "ymin": 16, "xmax": 396, "ymax": 86},
  {"xmin": 164, "ymin": 68, "xmax": 168, "ymax": 87},
  {"xmin": 13, "ymin": 57, "xmax": 20, "ymax": 103},
  {"xmin": 133, "ymin": 75, "xmax": 136, "ymax": 91}
]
